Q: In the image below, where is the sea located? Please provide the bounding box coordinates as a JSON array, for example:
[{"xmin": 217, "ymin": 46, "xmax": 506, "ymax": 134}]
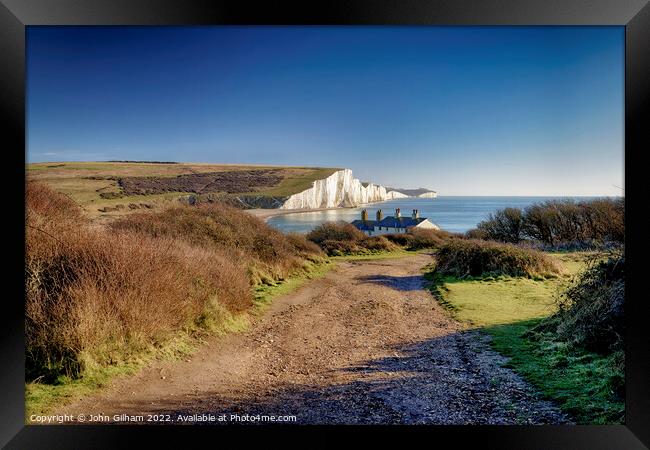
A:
[{"xmin": 266, "ymin": 196, "xmax": 603, "ymax": 234}]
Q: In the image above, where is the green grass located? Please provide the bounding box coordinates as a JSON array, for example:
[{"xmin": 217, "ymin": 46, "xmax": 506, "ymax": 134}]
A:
[
  {"xmin": 26, "ymin": 363, "xmax": 142, "ymax": 419},
  {"xmin": 425, "ymin": 251, "xmax": 624, "ymax": 424},
  {"xmin": 25, "ymin": 260, "xmax": 332, "ymax": 420},
  {"xmin": 485, "ymin": 320, "xmax": 624, "ymax": 424},
  {"xmin": 26, "ymin": 300, "xmax": 250, "ymax": 420},
  {"xmin": 329, "ymin": 248, "xmax": 415, "ymax": 261},
  {"xmin": 253, "ymin": 260, "xmax": 334, "ymax": 310},
  {"xmin": 432, "ymin": 274, "xmax": 559, "ymax": 325},
  {"xmin": 25, "ymin": 332, "xmax": 201, "ymax": 420}
]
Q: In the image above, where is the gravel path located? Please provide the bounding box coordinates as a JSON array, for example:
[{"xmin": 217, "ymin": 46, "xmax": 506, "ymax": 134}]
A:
[{"xmin": 57, "ymin": 253, "xmax": 570, "ymax": 425}]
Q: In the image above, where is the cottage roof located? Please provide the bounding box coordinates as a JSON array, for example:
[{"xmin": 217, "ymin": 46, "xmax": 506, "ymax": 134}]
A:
[
  {"xmin": 350, "ymin": 219, "xmax": 376, "ymax": 231},
  {"xmin": 377, "ymin": 216, "xmax": 427, "ymax": 228},
  {"xmin": 351, "ymin": 216, "xmax": 431, "ymax": 231}
]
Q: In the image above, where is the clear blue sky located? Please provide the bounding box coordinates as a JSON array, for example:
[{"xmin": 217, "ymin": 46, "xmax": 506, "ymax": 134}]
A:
[{"xmin": 27, "ymin": 26, "xmax": 624, "ymax": 196}]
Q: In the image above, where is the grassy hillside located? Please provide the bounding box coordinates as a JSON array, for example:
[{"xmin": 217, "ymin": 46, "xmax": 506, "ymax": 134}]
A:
[{"xmin": 26, "ymin": 162, "xmax": 340, "ymax": 219}]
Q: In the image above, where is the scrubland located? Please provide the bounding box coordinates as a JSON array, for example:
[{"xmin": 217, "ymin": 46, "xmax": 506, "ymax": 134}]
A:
[
  {"xmin": 26, "ymin": 180, "xmax": 625, "ymax": 424},
  {"xmin": 26, "ymin": 183, "xmax": 324, "ymax": 414}
]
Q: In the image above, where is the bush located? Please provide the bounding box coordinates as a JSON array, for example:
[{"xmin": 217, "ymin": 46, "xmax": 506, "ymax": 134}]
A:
[
  {"xmin": 476, "ymin": 207, "xmax": 524, "ymax": 244},
  {"xmin": 26, "ymin": 183, "xmax": 322, "ymax": 382},
  {"xmin": 435, "ymin": 239, "xmax": 561, "ymax": 278},
  {"xmin": 581, "ymin": 198, "xmax": 625, "ymax": 244},
  {"xmin": 316, "ymin": 236, "xmax": 398, "ymax": 256},
  {"xmin": 362, "ymin": 236, "xmax": 398, "ymax": 252},
  {"xmin": 306, "ymin": 222, "xmax": 366, "ymax": 245},
  {"xmin": 26, "ymin": 184, "xmax": 252, "ymax": 381},
  {"xmin": 319, "ymin": 239, "xmax": 364, "ymax": 256},
  {"xmin": 537, "ymin": 252, "xmax": 624, "ymax": 354},
  {"xmin": 285, "ymin": 232, "xmax": 325, "ymax": 262},
  {"xmin": 308, "ymin": 222, "xmax": 458, "ymax": 255},
  {"xmin": 26, "ymin": 182, "xmax": 84, "ymax": 224},
  {"xmin": 472, "ymin": 198, "xmax": 624, "ymax": 248},
  {"xmin": 465, "ymin": 228, "xmax": 488, "ymax": 240},
  {"xmin": 386, "ymin": 228, "xmax": 457, "ymax": 250},
  {"xmin": 306, "ymin": 222, "xmax": 400, "ymax": 256},
  {"xmin": 111, "ymin": 203, "xmax": 324, "ymax": 283}
]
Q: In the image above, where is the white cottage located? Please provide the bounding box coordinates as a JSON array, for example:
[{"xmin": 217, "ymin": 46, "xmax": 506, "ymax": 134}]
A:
[{"xmin": 351, "ymin": 208, "xmax": 439, "ymax": 236}]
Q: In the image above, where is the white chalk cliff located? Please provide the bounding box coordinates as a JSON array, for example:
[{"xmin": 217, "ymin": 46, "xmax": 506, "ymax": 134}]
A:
[
  {"xmin": 386, "ymin": 190, "xmax": 409, "ymax": 200},
  {"xmin": 280, "ymin": 169, "xmax": 408, "ymax": 209},
  {"xmin": 417, "ymin": 192, "xmax": 438, "ymax": 198}
]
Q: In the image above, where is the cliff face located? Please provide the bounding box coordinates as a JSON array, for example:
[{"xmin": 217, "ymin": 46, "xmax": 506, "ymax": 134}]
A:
[
  {"xmin": 386, "ymin": 187, "xmax": 437, "ymax": 197},
  {"xmin": 281, "ymin": 169, "xmax": 402, "ymax": 209},
  {"xmin": 386, "ymin": 190, "xmax": 409, "ymax": 200}
]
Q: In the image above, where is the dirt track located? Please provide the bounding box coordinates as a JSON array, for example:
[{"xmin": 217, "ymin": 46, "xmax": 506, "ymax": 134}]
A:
[{"xmin": 58, "ymin": 254, "xmax": 569, "ymax": 425}]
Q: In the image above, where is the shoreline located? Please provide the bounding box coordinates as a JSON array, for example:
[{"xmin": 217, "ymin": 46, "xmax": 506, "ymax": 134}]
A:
[
  {"xmin": 244, "ymin": 196, "xmax": 438, "ymax": 223},
  {"xmin": 246, "ymin": 206, "xmax": 356, "ymax": 222}
]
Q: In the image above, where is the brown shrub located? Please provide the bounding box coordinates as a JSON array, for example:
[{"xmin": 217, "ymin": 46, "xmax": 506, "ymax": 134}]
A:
[
  {"xmin": 540, "ymin": 251, "xmax": 624, "ymax": 353},
  {"xmin": 477, "ymin": 198, "xmax": 624, "ymax": 247},
  {"xmin": 319, "ymin": 239, "xmax": 364, "ymax": 256},
  {"xmin": 25, "ymin": 184, "xmax": 252, "ymax": 380},
  {"xmin": 306, "ymin": 222, "xmax": 366, "ymax": 245},
  {"xmin": 110, "ymin": 203, "xmax": 323, "ymax": 283},
  {"xmin": 386, "ymin": 228, "xmax": 457, "ymax": 250},
  {"xmin": 465, "ymin": 228, "xmax": 488, "ymax": 240},
  {"xmin": 361, "ymin": 236, "xmax": 398, "ymax": 252},
  {"xmin": 435, "ymin": 238, "xmax": 561, "ymax": 278},
  {"xmin": 383, "ymin": 233, "xmax": 413, "ymax": 247},
  {"xmin": 26, "ymin": 182, "xmax": 83, "ymax": 222},
  {"xmin": 476, "ymin": 207, "xmax": 524, "ymax": 244},
  {"xmin": 285, "ymin": 232, "xmax": 325, "ymax": 262},
  {"xmin": 306, "ymin": 222, "xmax": 400, "ymax": 256}
]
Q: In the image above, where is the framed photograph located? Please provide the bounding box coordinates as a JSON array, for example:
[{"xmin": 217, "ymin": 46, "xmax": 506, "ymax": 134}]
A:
[{"xmin": 2, "ymin": 0, "xmax": 648, "ymax": 448}]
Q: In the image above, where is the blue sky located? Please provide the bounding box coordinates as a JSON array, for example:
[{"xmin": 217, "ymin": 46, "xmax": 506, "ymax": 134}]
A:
[{"xmin": 27, "ymin": 26, "xmax": 624, "ymax": 196}]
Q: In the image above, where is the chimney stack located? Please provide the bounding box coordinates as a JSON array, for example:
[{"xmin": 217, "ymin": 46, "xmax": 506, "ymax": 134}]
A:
[
  {"xmin": 361, "ymin": 209, "xmax": 368, "ymax": 221},
  {"xmin": 395, "ymin": 208, "xmax": 401, "ymax": 218},
  {"xmin": 412, "ymin": 209, "xmax": 419, "ymax": 219},
  {"xmin": 376, "ymin": 209, "xmax": 383, "ymax": 222}
]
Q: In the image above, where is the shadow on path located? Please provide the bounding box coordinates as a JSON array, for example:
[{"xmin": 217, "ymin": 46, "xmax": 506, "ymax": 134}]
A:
[
  {"xmin": 154, "ymin": 331, "xmax": 570, "ymax": 425},
  {"xmin": 355, "ymin": 274, "xmax": 425, "ymax": 291}
]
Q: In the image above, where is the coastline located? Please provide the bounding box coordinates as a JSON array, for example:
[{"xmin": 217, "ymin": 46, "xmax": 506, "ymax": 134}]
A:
[
  {"xmin": 246, "ymin": 206, "xmax": 356, "ymax": 222},
  {"xmin": 244, "ymin": 196, "xmax": 602, "ymax": 234}
]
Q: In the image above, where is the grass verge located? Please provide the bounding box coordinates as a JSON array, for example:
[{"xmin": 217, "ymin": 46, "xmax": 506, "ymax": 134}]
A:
[
  {"xmin": 329, "ymin": 248, "xmax": 414, "ymax": 262},
  {"xmin": 253, "ymin": 260, "xmax": 335, "ymax": 310},
  {"xmin": 425, "ymin": 252, "xmax": 623, "ymax": 424},
  {"xmin": 485, "ymin": 319, "xmax": 624, "ymax": 424}
]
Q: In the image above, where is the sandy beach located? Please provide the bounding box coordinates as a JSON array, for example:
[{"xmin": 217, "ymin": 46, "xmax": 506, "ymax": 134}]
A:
[{"xmin": 245, "ymin": 206, "xmax": 354, "ymax": 221}]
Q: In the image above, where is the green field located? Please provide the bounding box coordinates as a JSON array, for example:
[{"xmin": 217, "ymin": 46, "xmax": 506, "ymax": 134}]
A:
[{"xmin": 426, "ymin": 252, "xmax": 624, "ymax": 424}]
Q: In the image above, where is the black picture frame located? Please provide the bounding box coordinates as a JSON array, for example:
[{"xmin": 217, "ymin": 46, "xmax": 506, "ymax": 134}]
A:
[{"xmin": 2, "ymin": 0, "xmax": 648, "ymax": 448}]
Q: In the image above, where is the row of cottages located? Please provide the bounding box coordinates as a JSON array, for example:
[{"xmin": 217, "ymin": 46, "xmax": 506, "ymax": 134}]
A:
[{"xmin": 351, "ymin": 208, "xmax": 439, "ymax": 236}]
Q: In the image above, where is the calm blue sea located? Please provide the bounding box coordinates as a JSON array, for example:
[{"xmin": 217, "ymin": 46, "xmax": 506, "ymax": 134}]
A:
[{"xmin": 266, "ymin": 196, "xmax": 603, "ymax": 234}]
